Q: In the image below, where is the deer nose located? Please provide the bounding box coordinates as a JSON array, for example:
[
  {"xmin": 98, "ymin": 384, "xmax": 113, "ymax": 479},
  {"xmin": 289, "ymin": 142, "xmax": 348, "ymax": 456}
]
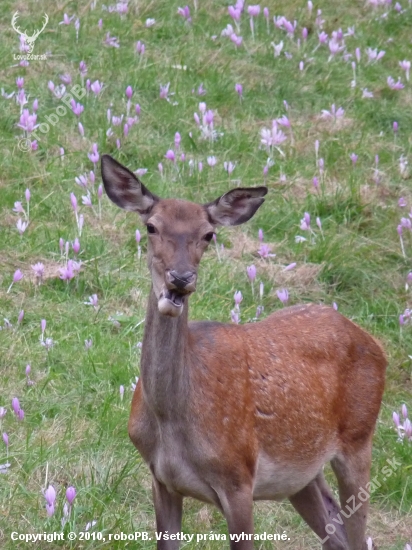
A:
[{"xmin": 167, "ymin": 270, "xmax": 197, "ymax": 292}]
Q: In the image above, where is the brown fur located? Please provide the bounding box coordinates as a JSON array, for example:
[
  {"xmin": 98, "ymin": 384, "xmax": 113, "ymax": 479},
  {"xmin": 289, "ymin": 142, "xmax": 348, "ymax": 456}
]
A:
[{"xmin": 101, "ymin": 155, "xmax": 387, "ymax": 550}]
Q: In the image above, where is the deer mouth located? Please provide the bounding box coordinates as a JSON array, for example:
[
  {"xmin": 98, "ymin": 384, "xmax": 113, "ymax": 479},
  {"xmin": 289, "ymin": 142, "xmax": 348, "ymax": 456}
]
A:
[{"xmin": 158, "ymin": 289, "xmax": 186, "ymax": 316}]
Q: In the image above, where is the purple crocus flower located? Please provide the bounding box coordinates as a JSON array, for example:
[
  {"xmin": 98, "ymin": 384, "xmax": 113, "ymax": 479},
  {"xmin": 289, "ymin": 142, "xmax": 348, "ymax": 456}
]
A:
[
  {"xmin": 387, "ymin": 76, "xmax": 404, "ymax": 90},
  {"xmin": 66, "ymin": 486, "xmax": 76, "ymax": 505},
  {"xmin": 165, "ymin": 150, "xmax": 175, "ymax": 162},
  {"xmin": 2, "ymin": 433, "xmax": 8, "ymax": 447},
  {"xmin": 17, "ymin": 109, "xmax": 38, "ymax": 132},
  {"xmin": 104, "ymin": 32, "xmax": 120, "ymax": 48},
  {"xmin": 276, "ymin": 288, "xmax": 289, "ymax": 305},
  {"xmin": 60, "ymin": 73, "xmax": 72, "ymax": 85},
  {"xmin": 71, "ymin": 100, "xmax": 84, "ymax": 116},
  {"xmin": 177, "ymin": 6, "xmax": 191, "ymax": 21},
  {"xmin": 44, "ymin": 485, "xmax": 56, "ymax": 517},
  {"xmin": 399, "ymin": 60, "xmax": 410, "ymax": 82},
  {"xmin": 300, "ymin": 212, "xmax": 311, "ymax": 231},
  {"xmin": 159, "ymin": 83, "xmax": 170, "ymax": 99},
  {"xmin": 235, "ymin": 83, "xmax": 243, "ymax": 97},
  {"xmin": 234, "ymin": 291, "xmax": 243, "ymax": 308},
  {"xmin": 224, "ymin": 161, "xmax": 235, "ymax": 175},
  {"xmin": 248, "ymin": 5, "xmax": 260, "ymax": 17},
  {"xmin": 70, "ymin": 193, "xmax": 78, "ymax": 212},
  {"xmin": 393, "ymin": 412, "xmax": 400, "ymax": 428},
  {"xmin": 136, "ymin": 41, "xmax": 145, "ymax": 55},
  {"xmin": 247, "ymin": 265, "xmax": 257, "ymax": 282},
  {"xmin": 59, "ymin": 260, "xmax": 75, "ymax": 281},
  {"xmin": 13, "ymin": 269, "xmax": 23, "ymax": 283},
  {"xmin": 31, "ymin": 262, "xmax": 45, "ymax": 282},
  {"xmin": 257, "ymin": 243, "xmax": 275, "ymax": 258},
  {"xmin": 88, "ymin": 144, "xmax": 100, "ymax": 165},
  {"xmin": 125, "ymin": 85, "xmax": 133, "ymax": 99},
  {"xmin": 90, "ymin": 80, "xmax": 103, "ymax": 95},
  {"xmin": 72, "ymin": 238, "xmax": 80, "ymax": 254},
  {"xmin": 231, "ymin": 310, "xmax": 240, "ymax": 324},
  {"xmin": 12, "ymin": 398, "xmax": 20, "ymax": 416},
  {"xmin": 59, "ymin": 13, "xmax": 74, "ymax": 25}
]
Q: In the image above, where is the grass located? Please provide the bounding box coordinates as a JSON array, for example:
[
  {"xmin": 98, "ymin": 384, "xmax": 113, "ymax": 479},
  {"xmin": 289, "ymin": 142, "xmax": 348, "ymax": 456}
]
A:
[{"xmin": 0, "ymin": 0, "xmax": 411, "ymax": 548}]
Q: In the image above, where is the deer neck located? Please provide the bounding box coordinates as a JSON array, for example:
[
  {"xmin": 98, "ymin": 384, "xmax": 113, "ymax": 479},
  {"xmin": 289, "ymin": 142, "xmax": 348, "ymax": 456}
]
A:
[{"xmin": 140, "ymin": 286, "xmax": 189, "ymax": 417}]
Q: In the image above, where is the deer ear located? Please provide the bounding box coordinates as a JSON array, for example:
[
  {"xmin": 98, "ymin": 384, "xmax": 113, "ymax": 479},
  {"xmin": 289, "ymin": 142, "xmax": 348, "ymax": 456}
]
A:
[
  {"xmin": 101, "ymin": 155, "xmax": 159, "ymax": 220},
  {"xmin": 204, "ymin": 187, "xmax": 268, "ymax": 226}
]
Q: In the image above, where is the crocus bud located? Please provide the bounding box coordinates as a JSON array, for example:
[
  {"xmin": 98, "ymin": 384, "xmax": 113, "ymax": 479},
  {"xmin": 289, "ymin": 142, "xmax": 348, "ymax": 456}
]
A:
[
  {"xmin": 41, "ymin": 319, "xmax": 46, "ymax": 333},
  {"xmin": 25, "ymin": 364, "xmax": 31, "ymax": 376},
  {"xmin": 25, "ymin": 188, "xmax": 31, "ymax": 202},
  {"xmin": 234, "ymin": 291, "xmax": 243, "ymax": 307},
  {"xmin": 59, "ymin": 238, "xmax": 64, "ymax": 253},
  {"xmin": 70, "ymin": 193, "xmax": 78, "ymax": 212},
  {"xmin": 247, "ymin": 265, "xmax": 257, "ymax": 282},
  {"xmin": 402, "ymin": 404, "xmax": 408, "ymax": 419},
  {"xmin": 125, "ymin": 85, "xmax": 133, "ymax": 99},
  {"xmin": 136, "ymin": 229, "xmax": 141, "ymax": 244},
  {"xmin": 2, "ymin": 433, "xmax": 8, "ymax": 447},
  {"xmin": 13, "ymin": 269, "xmax": 23, "ymax": 283},
  {"xmin": 393, "ymin": 121, "xmax": 398, "ymax": 133},
  {"xmin": 12, "ymin": 397, "xmax": 20, "ymax": 415},
  {"xmin": 72, "ymin": 238, "xmax": 80, "ymax": 255},
  {"xmin": 120, "ymin": 385, "xmax": 125, "ymax": 400},
  {"xmin": 18, "ymin": 310, "xmax": 24, "ymax": 324},
  {"xmin": 393, "ymin": 411, "xmax": 400, "ymax": 427},
  {"xmin": 66, "ymin": 486, "xmax": 76, "ymax": 505}
]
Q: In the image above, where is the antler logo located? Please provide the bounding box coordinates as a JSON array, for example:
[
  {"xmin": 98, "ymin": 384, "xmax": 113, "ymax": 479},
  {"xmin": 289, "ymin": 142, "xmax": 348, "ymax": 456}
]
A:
[{"xmin": 11, "ymin": 12, "xmax": 49, "ymax": 53}]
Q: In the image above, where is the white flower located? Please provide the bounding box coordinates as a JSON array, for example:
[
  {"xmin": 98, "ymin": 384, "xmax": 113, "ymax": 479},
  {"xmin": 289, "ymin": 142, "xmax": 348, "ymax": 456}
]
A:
[
  {"xmin": 145, "ymin": 18, "xmax": 156, "ymax": 27},
  {"xmin": 271, "ymin": 40, "xmax": 284, "ymax": 57},
  {"xmin": 362, "ymin": 88, "xmax": 374, "ymax": 98},
  {"xmin": 295, "ymin": 236, "xmax": 307, "ymax": 243},
  {"xmin": 16, "ymin": 218, "xmax": 28, "ymax": 235}
]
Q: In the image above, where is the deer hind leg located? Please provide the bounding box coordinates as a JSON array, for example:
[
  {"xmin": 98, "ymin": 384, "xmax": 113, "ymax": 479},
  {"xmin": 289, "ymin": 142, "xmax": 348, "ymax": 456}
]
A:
[
  {"xmin": 331, "ymin": 440, "xmax": 373, "ymax": 550},
  {"xmin": 289, "ymin": 471, "xmax": 349, "ymax": 550},
  {"xmin": 152, "ymin": 476, "xmax": 183, "ymax": 550}
]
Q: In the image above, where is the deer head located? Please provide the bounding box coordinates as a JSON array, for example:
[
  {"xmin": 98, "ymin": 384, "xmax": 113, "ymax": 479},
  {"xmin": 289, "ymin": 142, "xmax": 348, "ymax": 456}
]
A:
[
  {"xmin": 101, "ymin": 155, "xmax": 267, "ymax": 317},
  {"xmin": 11, "ymin": 12, "xmax": 49, "ymax": 53}
]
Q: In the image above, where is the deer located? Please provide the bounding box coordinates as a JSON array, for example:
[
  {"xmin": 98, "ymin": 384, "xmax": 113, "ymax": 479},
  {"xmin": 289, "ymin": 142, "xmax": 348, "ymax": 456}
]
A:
[
  {"xmin": 11, "ymin": 12, "xmax": 49, "ymax": 54},
  {"xmin": 101, "ymin": 154, "xmax": 387, "ymax": 550}
]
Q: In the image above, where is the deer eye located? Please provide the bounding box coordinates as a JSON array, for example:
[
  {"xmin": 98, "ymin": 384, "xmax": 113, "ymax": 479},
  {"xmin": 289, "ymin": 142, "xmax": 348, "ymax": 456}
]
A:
[
  {"xmin": 146, "ymin": 224, "xmax": 156, "ymax": 234},
  {"xmin": 204, "ymin": 232, "xmax": 214, "ymax": 242}
]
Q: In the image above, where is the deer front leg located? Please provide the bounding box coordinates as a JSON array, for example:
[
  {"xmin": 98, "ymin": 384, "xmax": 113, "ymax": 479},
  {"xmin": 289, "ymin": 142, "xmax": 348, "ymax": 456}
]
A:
[
  {"xmin": 152, "ymin": 477, "xmax": 183, "ymax": 550},
  {"xmin": 220, "ymin": 487, "xmax": 254, "ymax": 550}
]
